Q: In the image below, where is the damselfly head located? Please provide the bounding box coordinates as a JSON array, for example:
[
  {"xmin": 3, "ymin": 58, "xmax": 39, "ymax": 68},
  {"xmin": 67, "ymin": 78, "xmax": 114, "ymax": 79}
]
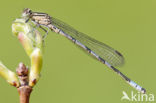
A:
[{"xmin": 22, "ymin": 8, "xmax": 32, "ymax": 17}]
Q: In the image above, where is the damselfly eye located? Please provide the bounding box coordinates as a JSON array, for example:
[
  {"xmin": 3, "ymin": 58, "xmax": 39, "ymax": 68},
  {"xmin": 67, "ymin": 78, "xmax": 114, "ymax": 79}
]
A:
[
  {"xmin": 22, "ymin": 8, "xmax": 32, "ymax": 17},
  {"xmin": 23, "ymin": 8, "xmax": 32, "ymax": 15}
]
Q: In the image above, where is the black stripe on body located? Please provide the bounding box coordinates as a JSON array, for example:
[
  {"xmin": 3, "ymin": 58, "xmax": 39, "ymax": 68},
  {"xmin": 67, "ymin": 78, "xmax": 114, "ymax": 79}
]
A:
[
  {"xmin": 85, "ymin": 47, "xmax": 91, "ymax": 53},
  {"xmin": 110, "ymin": 66, "xmax": 130, "ymax": 82},
  {"xmin": 57, "ymin": 29, "xmax": 61, "ymax": 33},
  {"xmin": 33, "ymin": 12, "xmax": 48, "ymax": 15},
  {"xmin": 32, "ymin": 14, "xmax": 46, "ymax": 16},
  {"xmin": 31, "ymin": 13, "xmax": 51, "ymax": 19},
  {"xmin": 72, "ymin": 37, "xmax": 76, "ymax": 43},
  {"xmin": 98, "ymin": 56, "xmax": 105, "ymax": 64}
]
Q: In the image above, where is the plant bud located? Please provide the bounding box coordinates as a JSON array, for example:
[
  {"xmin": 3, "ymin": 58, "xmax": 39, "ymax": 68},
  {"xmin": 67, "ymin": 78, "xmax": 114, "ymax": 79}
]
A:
[
  {"xmin": 12, "ymin": 18, "xmax": 31, "ymax": 37},
  {"xmin": 0, "ymin": 61, "xmax": 19, "ymax": 87},
  {"xmin": 29, "ymin": 48, "xmax": 43, "ymax": 87},
  {"xmin": 12, "ymin": 18, "xmax": 43, "ymax": 56}
]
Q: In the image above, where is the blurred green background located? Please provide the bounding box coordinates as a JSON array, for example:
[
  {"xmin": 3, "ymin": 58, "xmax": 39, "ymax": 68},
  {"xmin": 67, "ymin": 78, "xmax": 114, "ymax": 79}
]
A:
[{"xmin": 0, "ymin": 0, "xmax": 155, "ymax": 103}]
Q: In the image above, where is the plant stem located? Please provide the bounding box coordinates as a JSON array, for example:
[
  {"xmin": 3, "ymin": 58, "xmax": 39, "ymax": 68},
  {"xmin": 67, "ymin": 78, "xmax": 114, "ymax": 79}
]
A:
[
  {"xmin": 18, "ymin": 86, "xmax": 32, "ymax": 103},
  {"xmin": 16, "ymin": 63, "xmax": 32, "ymax": 103}
]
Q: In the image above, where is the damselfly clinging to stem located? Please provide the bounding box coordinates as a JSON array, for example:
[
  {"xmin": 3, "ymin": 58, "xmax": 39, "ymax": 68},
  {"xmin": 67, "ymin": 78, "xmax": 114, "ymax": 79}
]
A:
[{"xmin": 22, "ymin": 8, "xmax": 146, "ymax": 93}]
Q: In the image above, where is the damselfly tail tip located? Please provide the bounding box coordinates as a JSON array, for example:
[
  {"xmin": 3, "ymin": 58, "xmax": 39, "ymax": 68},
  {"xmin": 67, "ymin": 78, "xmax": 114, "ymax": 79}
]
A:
[{"xmin": 141, "ymin": 88, "xmax": 146, "ymax": 94}]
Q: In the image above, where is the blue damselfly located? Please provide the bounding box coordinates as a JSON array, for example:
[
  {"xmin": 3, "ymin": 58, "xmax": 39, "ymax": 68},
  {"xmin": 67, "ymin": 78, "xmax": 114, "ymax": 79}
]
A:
[{"xmin": 22, "ymin": 8, "xmax": 146, "ymax": 93}]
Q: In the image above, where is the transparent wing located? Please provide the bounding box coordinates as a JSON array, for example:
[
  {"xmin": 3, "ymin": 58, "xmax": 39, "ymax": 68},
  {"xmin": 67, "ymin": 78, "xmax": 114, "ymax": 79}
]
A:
[{"xmin": 51, "ymin": 17, "xmax": 124, "ymax": 66}]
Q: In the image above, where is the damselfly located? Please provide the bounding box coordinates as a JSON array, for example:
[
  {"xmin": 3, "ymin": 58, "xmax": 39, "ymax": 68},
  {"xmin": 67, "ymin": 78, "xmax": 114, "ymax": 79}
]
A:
[{"xmin": 22, "ymin": 8, "xmax": 146, "ymax": 93}]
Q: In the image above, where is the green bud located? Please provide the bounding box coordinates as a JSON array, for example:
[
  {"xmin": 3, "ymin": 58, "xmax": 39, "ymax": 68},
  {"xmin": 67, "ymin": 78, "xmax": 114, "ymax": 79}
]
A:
[
  {"xmin": 12, "ymin": 18, "xmax": 43, "ymax": 56},
  {"xmin": 0, "ymin": 61, "xmax": 19, "ymax": 87},
  {"xmin": 18, "ymin": 32, "xmax": 34, "ymax": 56},
  {"xmin": 12, "ymin": 18, "xmax": 31, "ymax": 37},
  {"xmin": 29, "ymin": 48, "xmax": 43, "ymax": 87}
]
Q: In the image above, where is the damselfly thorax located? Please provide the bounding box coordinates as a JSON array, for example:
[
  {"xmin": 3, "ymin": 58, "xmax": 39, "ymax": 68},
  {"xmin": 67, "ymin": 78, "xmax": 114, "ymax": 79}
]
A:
[
  {"xmin": 31, "ymin": 13, "xmax": 51, "ymax": 26},
  {"xmin": 23, "ymin": 8, "xmax": 56, "ymax": 32}
]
